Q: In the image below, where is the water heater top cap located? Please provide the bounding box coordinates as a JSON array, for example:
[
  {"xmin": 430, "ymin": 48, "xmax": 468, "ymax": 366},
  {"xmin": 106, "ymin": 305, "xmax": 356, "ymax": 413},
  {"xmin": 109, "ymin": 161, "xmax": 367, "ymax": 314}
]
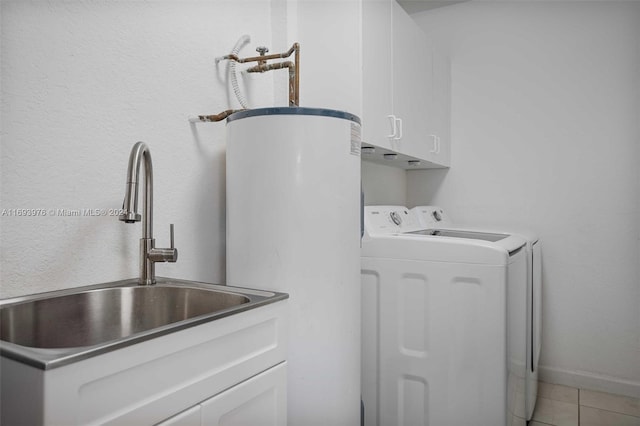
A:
[{"xmin": 226, "ymin": 107, "xmax": 361, "ymax": 125}]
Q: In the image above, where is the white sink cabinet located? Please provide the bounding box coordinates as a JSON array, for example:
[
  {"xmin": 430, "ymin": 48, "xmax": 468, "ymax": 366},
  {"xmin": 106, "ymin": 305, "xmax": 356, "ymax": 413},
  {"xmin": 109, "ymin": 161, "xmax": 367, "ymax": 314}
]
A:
[
  {"xmin": 362, "ymin": 0, "xmax": 451, "ymax": 169},
  {"xmin": 1, "ymin": 300, "xmax": 287, "ymax": 425}
]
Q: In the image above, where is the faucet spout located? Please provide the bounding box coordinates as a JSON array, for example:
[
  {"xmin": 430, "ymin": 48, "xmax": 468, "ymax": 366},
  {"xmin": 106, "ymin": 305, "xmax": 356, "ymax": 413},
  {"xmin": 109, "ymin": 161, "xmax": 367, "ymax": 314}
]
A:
[
  {"xmin": 119, "ymin": 142, "xmax": 177, "ymax": 285},
  {"xmin": 120, "ymin": 182, "xmax": 141, "ymax": 223},
  {"xmin": 119, "ymin": 142, "xmax": 152, "ymax": 235}
]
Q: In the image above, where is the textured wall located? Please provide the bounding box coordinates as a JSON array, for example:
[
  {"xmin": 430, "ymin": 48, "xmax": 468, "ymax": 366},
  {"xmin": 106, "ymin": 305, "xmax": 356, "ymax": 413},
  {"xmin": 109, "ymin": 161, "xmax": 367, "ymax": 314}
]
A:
[
  {"xmin": 409, "ymin": 1, "xmax": 640, "ymax": 396},
  {"xmin": 0, "ymin": 1, "xmax": 275, "ymax": 298},
  {"xmin": 0, "ymin": 0, "xmax": 363, "ymax": 299}
]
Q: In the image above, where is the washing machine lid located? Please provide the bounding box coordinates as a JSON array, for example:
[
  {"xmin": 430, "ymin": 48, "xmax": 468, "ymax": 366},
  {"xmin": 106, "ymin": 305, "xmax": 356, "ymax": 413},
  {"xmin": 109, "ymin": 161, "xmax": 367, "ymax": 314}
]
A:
[
  {"xmin": 406, "ymin": 229, "xmax": 508, "ymax": 242},
  {"xmin": 400, "ymin": 229, "xmax": 525, "ymax": 256},
  {"xmin": 410, "ymin": 206, "xmax": 539, "ymax": 245},
  {"xmin": 362, "ymin": 233, "xmax": 515, "ymax": 264}
]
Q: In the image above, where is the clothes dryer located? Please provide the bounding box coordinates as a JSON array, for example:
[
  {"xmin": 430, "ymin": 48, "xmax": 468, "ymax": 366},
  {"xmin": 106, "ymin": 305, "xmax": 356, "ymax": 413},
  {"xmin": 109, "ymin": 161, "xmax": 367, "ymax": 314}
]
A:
[
  {"xmin": 411, "ymin": 206, "xmax": 541, "ymax": 422},
  {"xmin": 361, "ymin": 206, "xmax": 527, "ymax": 426}
]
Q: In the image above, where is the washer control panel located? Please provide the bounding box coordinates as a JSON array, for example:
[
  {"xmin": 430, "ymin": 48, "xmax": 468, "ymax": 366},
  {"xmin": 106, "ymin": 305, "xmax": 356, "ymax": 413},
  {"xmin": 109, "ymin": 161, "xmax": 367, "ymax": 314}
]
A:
[
  {"xmin": 364, "ymin": 206, "xmax": 423, "ymax": 235},
  {"xmin": 389, "ymin": 211, "xmax": 403, "ymax": 226},
  {"xmin": 410, "ymin": 206, "xmax": 451, "ymax": 228}
]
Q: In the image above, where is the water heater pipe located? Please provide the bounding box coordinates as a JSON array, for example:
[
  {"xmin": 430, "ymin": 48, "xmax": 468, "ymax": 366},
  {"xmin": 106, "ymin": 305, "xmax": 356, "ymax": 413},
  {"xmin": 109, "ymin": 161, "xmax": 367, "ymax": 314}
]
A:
[
  {"xmin": 189, "ymin": 110, "xmax": 237, "ymax": 123},
  {"xmin": 232, "ymin": 42, "xmax": 300, "ymax": 107},
  {"xmin": 193, "ymin": 42, "xmax": 301, "ymax": 123}
]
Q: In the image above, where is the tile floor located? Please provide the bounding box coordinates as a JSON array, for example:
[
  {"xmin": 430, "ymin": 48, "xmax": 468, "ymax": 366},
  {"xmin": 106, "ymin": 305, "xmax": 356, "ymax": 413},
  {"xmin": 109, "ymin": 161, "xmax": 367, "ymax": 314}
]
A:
[{"xmin": 530, "ymin": 382, "xmax": 640, "ymax": 426}]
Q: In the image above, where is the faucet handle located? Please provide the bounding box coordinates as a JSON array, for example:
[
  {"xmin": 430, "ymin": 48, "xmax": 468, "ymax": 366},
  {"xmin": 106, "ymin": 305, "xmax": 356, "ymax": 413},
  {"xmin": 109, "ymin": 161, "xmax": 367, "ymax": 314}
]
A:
[{"xmin": 148, "ymin": 224, "xmax": 178, "ymax": 263}]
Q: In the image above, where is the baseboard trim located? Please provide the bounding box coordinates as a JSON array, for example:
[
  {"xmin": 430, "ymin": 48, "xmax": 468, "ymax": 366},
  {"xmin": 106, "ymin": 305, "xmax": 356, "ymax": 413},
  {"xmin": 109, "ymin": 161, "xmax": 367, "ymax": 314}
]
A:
[{"xmin": 538, "ymin": 365, "xmax": 640, "ymax": 398}]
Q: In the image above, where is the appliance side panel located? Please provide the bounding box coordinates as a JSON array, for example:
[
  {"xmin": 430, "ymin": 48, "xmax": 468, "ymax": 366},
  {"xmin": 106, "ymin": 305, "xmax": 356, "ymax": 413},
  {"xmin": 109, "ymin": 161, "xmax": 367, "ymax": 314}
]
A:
[
  {"xmin": 368, "ymin": 258, "xmax": 506, "ymax": 426},
  {"xmin": 361, "ymin": 262, "xmax": 381, "ymax": 426},
  {"xmin": 527, "ymin": 241, "xmax": 543, "ymax": 418},
  {"xmin": 506, "ymin": 250, "xmax": 528, "ymax": 423}
]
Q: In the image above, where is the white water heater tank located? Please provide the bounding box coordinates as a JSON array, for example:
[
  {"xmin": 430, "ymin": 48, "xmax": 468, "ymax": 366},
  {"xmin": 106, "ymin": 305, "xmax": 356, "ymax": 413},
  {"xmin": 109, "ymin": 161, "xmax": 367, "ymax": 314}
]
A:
[{"xmin": 226, "ymin": 107, "xmax": 362, "ymax": 426}]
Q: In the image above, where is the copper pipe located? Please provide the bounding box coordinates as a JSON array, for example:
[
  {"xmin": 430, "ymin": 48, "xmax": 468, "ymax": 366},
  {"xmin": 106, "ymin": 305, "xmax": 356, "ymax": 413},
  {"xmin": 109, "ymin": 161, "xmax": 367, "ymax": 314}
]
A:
[
  {"xmin": 220, "ymin": 42, "xmax": 300, "ymax": 107},
  {"xmin": 294, "ymin": 43, "xmax": 300, "ymax": 106},
  {"xmin": 246, "ymin": 61, "xmax": 293, "ymax": 73},
  {"xmin": 246, "ymin": 61, "xmax": 297, "ymax": 107},
  {"xmin": 222, "ymin": 43, "xmax": 299, "ymax": 64},
  {"xmin": 197, "ymin": 109, "xmax": 243, "ymax": 122},
  {"xmin": 198, "ymin": 42, "xmax": 301, "ymax": 121}
]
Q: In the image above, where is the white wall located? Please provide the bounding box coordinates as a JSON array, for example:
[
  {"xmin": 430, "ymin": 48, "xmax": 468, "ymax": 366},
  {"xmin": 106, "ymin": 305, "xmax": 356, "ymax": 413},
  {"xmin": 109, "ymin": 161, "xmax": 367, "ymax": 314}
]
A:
[
  {"xmin": 0, "ymin": 0, "xmax": 362, "ymax": 299},
  {"xmin": 409, "ymin": 1, "xmax": 640, "ymax": 396},
  {"xmin": 270, "ymin": 0, "xmax": 362, "ymax": 114},
  {"xmin": 293, "ymin": 0, "xmax": 362, "ymax": 115},
  {"xmin": 361, "ymin": 161, "xmax": 407, "ymax": 206}
]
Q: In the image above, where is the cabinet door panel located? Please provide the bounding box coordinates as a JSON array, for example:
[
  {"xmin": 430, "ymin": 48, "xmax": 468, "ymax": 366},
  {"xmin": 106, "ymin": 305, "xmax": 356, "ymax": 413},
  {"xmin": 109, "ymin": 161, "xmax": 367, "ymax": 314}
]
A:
[
  {"xmin": 392, "ymin": 0, "xmax": 433, "ymax": 160},
  {"xmin": 430, "ymin": 47, "xmax": 451, "ymax": 166},
  {"xmin": 201, "ymin": 363, "xmax": 287, "ymax": 426},
  {"xmin": 362, "ymin": 0, "xmax": 393, "ymax": 149}
]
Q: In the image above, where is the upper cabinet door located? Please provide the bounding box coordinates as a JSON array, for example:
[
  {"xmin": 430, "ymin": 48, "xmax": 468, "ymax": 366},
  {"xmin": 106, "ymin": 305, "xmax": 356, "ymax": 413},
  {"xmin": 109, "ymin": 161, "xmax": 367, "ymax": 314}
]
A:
[
  {"xmin": 391, "ymin": 0, "xmax": 433, "ymax": 161},
  {"xmin": 362, "ymin": 0, "xmax": 393, "ymax": 149},
  {"xmin": 428, "ymin": 47, "xmax": 451, "ymax": 167}
]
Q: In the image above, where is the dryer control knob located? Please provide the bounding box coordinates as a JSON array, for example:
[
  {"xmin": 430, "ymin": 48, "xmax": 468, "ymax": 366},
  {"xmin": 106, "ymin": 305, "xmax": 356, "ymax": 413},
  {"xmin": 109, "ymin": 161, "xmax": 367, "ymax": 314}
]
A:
[
  {"xmin": 390, "ymin": 211, "xmax": 402, "ymax": 226},
  {"xmin": 432, "ymin": 210, "xmax": 443, "ymax": 221}
]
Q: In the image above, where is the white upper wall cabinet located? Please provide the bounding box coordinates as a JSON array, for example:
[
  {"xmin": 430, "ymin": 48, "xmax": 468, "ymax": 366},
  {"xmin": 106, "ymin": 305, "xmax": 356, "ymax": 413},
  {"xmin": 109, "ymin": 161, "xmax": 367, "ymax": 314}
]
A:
[
  {"xmin": 362, "ymin": 0, "xmax": 450, "ymax": 169},
  {"xmin": 362, "ymin": 0, "xmax": 394, "ymax": 150},
  {"xmin": 391, "ymin": 0, "xmax": 432, "ymax": 159}
]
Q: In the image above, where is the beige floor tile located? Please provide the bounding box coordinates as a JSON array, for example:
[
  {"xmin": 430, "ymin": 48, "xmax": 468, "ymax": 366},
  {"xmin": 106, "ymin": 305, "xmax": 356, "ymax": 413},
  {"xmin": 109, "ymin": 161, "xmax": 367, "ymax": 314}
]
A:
[
  {"xmin": 581, "ymin": 389, "xmax": 640, "ymax": 417},
  {"xmin": 580, "ymin": 405, "xmax": 640, "ymax": 426},
  {"xmin": 538, "ymin": 382, "xmax": 580, "ymax": 404},
  {"xmin": 532, "ymin": 397, "xmax": 579, "ymax": 426}
]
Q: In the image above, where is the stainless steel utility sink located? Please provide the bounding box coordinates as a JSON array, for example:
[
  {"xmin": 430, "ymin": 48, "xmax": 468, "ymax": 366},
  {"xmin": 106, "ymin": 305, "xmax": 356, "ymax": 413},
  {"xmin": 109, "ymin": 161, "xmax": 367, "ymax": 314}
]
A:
[
  {"xmin": 2, "ymin": 286, "xmax": 249, "ymax": 349},
  {"xmin": 0, "ymin": 278, "xmax": 287, "ymax": 369}
]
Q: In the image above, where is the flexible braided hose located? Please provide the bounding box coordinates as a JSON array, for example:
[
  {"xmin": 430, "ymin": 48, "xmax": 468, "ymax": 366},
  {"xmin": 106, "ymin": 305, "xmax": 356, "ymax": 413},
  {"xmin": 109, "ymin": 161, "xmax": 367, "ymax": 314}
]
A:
[{"xmin": 229, "ymin": 35, "xmax": 251, "ymax": 109}]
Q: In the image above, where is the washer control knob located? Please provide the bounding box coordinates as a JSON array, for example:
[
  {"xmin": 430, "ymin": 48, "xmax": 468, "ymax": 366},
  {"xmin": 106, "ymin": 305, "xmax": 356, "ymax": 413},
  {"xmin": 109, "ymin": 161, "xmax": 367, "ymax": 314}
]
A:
[
  {"xmin": 432, "ymin": 210, "xmax": 442, "ymax": 221},
  {"xmin": 390, "ymin": 211, "xmax": 402, "ymax": 226}
]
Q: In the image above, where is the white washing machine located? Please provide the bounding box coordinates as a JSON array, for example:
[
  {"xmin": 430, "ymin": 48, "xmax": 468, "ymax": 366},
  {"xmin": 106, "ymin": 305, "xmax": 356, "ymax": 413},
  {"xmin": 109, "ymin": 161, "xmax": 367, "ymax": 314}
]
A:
[
  {"xmin": 361, "ymin": 206, "xmax": 527, "ymax": 426},
  {"xmin": 411, "ymin": 206, "xmax": 541, "ymax": 423}
]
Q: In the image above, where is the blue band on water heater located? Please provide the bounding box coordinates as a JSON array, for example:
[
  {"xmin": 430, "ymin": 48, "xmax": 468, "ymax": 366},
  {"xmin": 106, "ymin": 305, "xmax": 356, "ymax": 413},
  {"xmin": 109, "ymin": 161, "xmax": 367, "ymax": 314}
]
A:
[{"xmin": 227, "ymin": 107, "xmax": 361, "ymax": 125}]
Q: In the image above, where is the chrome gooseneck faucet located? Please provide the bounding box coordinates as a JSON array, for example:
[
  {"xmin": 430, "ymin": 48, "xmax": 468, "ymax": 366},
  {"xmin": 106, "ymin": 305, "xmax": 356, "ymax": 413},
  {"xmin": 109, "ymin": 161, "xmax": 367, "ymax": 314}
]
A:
[{"xmin": 119, "ymin": 141, "xmax": 178, "ymax": 285}]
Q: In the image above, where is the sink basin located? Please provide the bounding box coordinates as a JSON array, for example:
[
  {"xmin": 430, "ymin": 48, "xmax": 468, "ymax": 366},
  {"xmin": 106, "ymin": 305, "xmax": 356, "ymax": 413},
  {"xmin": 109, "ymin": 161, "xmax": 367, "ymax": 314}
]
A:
[
  {"xmin": 1, "ymin": 286, "xmax": 250, "ymax": 349},
  {"xmin": 0, "ymin": 278, "xmax": 287, "ymax": 369}
]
